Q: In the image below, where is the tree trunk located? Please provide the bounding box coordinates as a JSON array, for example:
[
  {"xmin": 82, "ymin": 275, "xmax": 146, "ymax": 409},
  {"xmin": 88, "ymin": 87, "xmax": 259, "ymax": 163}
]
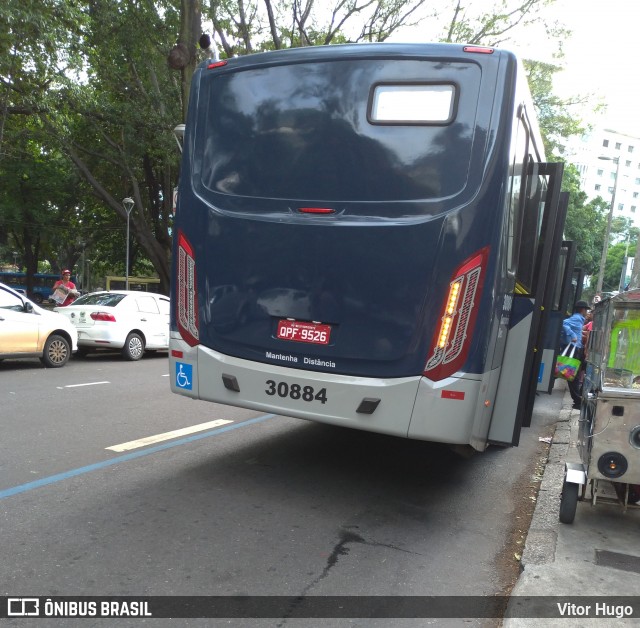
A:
[{"xmin": 179, "ymin": 0, "xmax": 202, "ymax": 122}]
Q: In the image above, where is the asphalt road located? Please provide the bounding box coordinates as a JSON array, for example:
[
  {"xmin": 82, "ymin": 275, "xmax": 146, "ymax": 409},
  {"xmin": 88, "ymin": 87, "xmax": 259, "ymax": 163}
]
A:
[{"xmin": 0, "ymin": 353, "xmax": 563, "ymax": 627}]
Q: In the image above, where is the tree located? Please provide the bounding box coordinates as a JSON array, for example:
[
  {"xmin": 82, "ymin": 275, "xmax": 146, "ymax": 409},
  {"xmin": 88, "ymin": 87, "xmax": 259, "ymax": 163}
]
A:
[
  {"xmin": 524, "ymin": 58, "xmax": 608, "ymax": 295},
  {"xmin": 623, "ymin": 228, "xmax": 640, "ymax": 290},
  {"xmin": 0, "ymin": 0, "xmax": 86, "ymax": 158},
  {"xmin": 0, "ymin": 116, "xmax": 86, "ymax": 296},
  {"xmin": 199, "ymin": 0, "xmax": 563, "ymax": 57},
  {"xmin": 604, "ymin": 238, "xmax": 637, "ymax": 293},
  {"xmin": 524, "ymin": 59, "xmax": 592, "ymax": 158},
  {"xmin": 442, "ymin": 0, "xmax": 568, "ymax": 47},
  {"xmin": 3, "ymin": 0, "xmax": 572, "ymax": 295},
  {"xmin": 168, "ymin": 0, "xmax": 203, "ymax": 121},
  {"xmin": 560, "ymin": 165, "xmax": 609, "ymax": 276},
  {"xmin": 203, "ymin": 0, "xmax": 432, "ymax": 57},
  {"xmin": 45, "ymin": 1, "xmax": 182, "ymax": 293}
]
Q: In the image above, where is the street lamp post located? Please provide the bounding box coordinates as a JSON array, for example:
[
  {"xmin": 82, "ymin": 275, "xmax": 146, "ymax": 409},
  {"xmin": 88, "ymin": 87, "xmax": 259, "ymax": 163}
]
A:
[
  {"xmin": 79, "ymin": 241, "xmax": 86, "ymax": 291},
  {"xmin": 122, "ymin": 197, "xmax": 134, "ymax": 290},
  {"xmin": 86, "ymin": 260, "xmax": 92, "ymax": 293},
  {"xmin": 595, "ymin": 157, "xmax": 620, "ymax": 296}
]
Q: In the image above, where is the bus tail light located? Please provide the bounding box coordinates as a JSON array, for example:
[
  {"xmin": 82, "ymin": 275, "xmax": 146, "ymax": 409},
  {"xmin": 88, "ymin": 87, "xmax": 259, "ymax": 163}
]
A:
[
  {"xmin": 298, "ymin": 207, "xmax": 336, "ymax": 214},
  {"xmin": 463, "ymin": 46, "xmax": 494, "ymax": 54},
  {"xmin": 424, "ymin": 247, "xmax": 489, "ymax": 381},
  {"xmin": 177, "ymin": 230, "xmax": 200, "ymax": 346}
]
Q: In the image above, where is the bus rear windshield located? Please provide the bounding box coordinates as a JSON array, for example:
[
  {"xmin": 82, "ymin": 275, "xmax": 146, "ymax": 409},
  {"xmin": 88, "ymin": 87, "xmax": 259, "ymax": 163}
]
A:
[{"xmin": 195, "ymin": 58, "xmax": 481, "ymax": 203}]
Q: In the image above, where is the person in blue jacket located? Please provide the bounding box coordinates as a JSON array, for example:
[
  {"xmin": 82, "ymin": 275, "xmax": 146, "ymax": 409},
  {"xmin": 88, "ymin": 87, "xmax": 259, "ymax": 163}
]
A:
[{"xmin": 562, "ymin": 300, "xmax": 590, "ymax": 409}]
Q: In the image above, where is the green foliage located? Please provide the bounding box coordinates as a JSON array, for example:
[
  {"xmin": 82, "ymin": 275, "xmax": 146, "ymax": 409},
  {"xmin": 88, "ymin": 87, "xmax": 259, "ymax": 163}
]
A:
[
  {"xmin": 602, "ymin": 240, "xmax": 635, "ymax": 293},
  {"xmin": 2, "ymin": 0, "xmax": 184, "ymax": 291},
  {"xmin": 560, "ymin": 171, "xmax": 638, "ymax": 294},
  {"xmin": 561, "ymin": 164, "xmax": 609, "ymax": 276},
  {"xmin": 524, "ymin": 59, "xmax": 588, "ymax": 158},
  {"xmin": 0, "ymin": 113, "xmax": 86, "ymax": 293},
  {"xmin": 1, "ymin": 0, "xmax": 590, "ymax": 294},
  {"xmin": 442, "ymin": 0, "xmax": 569, "ymax": 47},
  {"xmin": 204, "ymin": 0, "xmax": 432, "ymax": 56},
  {"xmin": 524, "ymin": 59, "xmax": 608, "ymax": 292}
]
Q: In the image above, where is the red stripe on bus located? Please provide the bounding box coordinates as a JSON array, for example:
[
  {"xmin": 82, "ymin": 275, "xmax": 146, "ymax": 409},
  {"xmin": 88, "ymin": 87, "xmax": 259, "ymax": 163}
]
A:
[{"xmin": 441, "ymin": 390, "xmax": 465, "ymax": 400}]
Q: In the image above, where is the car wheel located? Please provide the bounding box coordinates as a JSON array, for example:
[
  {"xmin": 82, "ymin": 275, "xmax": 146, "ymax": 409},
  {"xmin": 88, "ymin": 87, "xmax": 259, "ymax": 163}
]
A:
[
  {"xmin": 122, "ymin": 332, "xmax": 144, "ymax": 361},
  {"xmin": 40, "ymin": 334, "xmax": 71, "ymax": 368}
]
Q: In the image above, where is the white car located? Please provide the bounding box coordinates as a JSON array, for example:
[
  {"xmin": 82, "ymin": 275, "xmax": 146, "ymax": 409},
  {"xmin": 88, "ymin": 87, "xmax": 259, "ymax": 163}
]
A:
[
  {"xmin": 55, "ymin": 290, "xmax": 170, "ymax": 360},
  {"xmin": 0, "ymin": 282, "xmax": 78, "ymax": 367}
]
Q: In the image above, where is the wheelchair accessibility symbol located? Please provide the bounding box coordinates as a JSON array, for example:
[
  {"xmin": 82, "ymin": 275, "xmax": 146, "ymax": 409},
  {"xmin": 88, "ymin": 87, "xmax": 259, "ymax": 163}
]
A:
[{"xmin": 175, "ymin": 362, "xmax": 193, "ymax": 390}]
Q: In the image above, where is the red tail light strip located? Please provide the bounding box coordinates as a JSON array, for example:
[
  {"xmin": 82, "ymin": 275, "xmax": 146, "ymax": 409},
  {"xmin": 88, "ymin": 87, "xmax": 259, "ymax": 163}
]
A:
[
  {"xmin": 463, "ymin": 46, "xmax": 494, "ymax": 54},
  {"xmin": 298, "ymin": 207, "xmax": 335, "ymax": 214},
  {"xmin": 177, "ymin": 231, "xmax": 200, "ymax": 346}
]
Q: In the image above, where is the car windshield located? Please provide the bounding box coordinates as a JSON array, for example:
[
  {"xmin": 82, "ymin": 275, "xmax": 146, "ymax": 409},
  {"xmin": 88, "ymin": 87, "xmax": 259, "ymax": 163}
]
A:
[{"xmin": 72, "ymin": 293, "xmax": 127, "ymax": 307}]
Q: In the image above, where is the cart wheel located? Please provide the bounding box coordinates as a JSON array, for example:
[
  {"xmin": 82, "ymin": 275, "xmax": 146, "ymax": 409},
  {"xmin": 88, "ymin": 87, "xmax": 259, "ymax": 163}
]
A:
[{"xmin": 559, "ymin": 480, "xmax": 579, "ymax": 524}]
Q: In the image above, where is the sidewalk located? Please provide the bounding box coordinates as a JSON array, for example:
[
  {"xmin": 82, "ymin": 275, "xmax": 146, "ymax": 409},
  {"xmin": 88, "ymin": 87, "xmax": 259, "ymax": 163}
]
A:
[{"xmin": 503, "ymin": 383, "xmax": 640, "ymax": 626}]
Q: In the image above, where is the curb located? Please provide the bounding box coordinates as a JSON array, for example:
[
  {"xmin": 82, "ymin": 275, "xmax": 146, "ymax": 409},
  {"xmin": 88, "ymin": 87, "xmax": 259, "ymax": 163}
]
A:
[
  {"xmin": 518, "ymin": 389, "xmax": 574, "ymax": 567},
  {"xmin": 505, "ymin": 387, "xmax": 640, "ymax": 626}
]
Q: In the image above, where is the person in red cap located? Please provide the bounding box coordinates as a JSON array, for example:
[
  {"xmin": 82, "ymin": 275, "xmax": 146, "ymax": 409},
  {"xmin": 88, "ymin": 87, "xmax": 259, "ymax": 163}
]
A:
[{"xmin": 51, "ymin": 269, "xmax": 79, "ymax": 306}]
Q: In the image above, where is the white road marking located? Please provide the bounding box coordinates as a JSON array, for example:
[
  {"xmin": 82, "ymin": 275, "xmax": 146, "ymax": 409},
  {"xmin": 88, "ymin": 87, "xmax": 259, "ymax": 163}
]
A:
[
  {"xmin": 56, "ymin": 381, "xmax": 111, "ymax": 389},
  {"xmin": 106, "ymin": 419, "xmax": 234, "ymax": 452}
]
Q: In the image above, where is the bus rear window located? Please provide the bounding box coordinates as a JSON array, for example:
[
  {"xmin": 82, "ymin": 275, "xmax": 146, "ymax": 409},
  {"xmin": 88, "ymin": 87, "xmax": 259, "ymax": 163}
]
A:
[
  {"xmin": 369, "ymin": 84, "xmax": 456, "ymax": 124},
  {"xmin": 195, "ymin": 58, "xmax": 481, "ymax": 203}
]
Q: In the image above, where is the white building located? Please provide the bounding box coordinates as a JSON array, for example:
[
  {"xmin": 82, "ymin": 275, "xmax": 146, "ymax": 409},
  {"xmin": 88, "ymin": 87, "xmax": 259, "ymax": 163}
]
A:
[{"xmin": 568, "ymin": 128, "xmax": 640, "ymax": 229}]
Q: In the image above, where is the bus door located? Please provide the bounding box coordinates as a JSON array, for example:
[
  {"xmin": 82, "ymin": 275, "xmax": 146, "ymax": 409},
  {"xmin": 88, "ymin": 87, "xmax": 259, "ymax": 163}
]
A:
[
  {"xmin": 488, "ymin": 162, "xmax": 565, "ymax": 446},
  {"xmin": 538, "ymin": 236, "xmax": 578, "ymax": 394}
]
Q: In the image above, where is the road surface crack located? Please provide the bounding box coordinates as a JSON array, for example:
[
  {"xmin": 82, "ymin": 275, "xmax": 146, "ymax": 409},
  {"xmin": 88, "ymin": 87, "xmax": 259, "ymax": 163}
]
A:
[{"xmin": 276, "ymin": 527, "xmax": 422, "ymax": 626}]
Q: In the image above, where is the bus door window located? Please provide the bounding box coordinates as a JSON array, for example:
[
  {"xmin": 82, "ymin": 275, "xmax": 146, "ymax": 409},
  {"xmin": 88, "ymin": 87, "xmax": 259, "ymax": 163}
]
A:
[
  {"xmin": 516, "ymin": 161, "xmax": 546, "ymax": 295},
  {"xmin": 506, "ymin": 114, "xmax": 530, "ymax": 279}
]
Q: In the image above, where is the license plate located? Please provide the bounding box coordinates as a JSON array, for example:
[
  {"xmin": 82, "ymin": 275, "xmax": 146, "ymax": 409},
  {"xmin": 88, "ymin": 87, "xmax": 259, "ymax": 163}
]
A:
[{"xmin": 277, "ymin": 319, "xmax": 331, "ymax": 345}]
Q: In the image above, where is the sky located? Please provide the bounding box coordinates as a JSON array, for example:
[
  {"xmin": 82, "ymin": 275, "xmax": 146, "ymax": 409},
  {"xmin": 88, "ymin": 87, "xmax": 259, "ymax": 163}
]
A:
[
  {"xmin": 391, "ymin": 0, "xmax": 640, "ymax": 138},
  {"xmin": 517, "ymin": 0, "xmax": 640, "ymax": 137}
]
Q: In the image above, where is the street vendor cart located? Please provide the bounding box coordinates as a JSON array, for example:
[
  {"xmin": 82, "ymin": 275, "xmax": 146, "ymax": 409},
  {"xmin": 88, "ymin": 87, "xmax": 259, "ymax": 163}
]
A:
[{"xmin": 560, "ymin": 290, "xmax": 640, "ymax": 523}]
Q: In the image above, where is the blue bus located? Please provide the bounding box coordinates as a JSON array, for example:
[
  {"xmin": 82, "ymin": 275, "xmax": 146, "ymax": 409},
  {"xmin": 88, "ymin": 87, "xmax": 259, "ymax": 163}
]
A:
[
  {"xmin": 169, "ymin": 42, "xmax": 570, "ymax": 451},
  {"xmin": 0, "ymin": 272, "xmax": 73, "ymax": 304}
]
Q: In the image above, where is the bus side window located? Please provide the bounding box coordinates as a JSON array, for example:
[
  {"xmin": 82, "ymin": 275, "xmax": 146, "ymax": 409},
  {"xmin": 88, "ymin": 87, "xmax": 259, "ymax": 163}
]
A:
[{"xmin": 506, "ymin": 114, "xmax": 530, "ymax": 281}]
